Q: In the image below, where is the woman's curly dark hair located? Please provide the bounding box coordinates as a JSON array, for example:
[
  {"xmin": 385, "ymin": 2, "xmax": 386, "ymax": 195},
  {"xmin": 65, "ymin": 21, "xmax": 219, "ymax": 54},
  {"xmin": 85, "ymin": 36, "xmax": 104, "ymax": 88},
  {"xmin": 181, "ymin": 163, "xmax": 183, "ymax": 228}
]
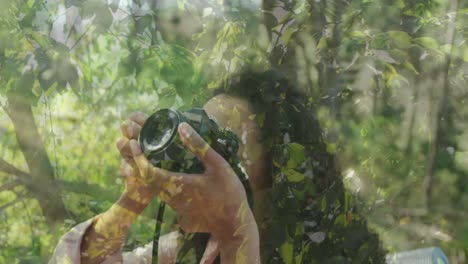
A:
[{"xmin": 215, "ymin": 69, "xmax": 387, "ymax": 263}]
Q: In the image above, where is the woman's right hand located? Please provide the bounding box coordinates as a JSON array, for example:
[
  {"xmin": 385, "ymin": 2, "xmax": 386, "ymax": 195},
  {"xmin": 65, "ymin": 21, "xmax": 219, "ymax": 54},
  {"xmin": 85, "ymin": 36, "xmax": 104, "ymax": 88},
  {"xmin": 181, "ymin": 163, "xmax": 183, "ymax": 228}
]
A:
[{"xmin": 116, "ymin": 112, "xmax": 157, "ymax": 205}]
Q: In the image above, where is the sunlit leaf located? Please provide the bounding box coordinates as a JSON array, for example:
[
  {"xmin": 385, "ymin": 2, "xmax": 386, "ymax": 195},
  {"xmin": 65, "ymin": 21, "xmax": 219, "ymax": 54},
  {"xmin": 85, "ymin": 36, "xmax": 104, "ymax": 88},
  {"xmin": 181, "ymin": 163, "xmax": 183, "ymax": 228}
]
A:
[
  {"xmin": 387, "ymin": 31, "xmax": 412, "ymax": 49},
  {"xmin": 283, "ymin": 169, "xmax": 305, "ymax": 182},
  {"xmin": 414, "ymin": 37, "xmax": 439, "ymax": 49},
  {"xmin": 280, "ymin": 240, "xmax": 294, "ymax": 264}
]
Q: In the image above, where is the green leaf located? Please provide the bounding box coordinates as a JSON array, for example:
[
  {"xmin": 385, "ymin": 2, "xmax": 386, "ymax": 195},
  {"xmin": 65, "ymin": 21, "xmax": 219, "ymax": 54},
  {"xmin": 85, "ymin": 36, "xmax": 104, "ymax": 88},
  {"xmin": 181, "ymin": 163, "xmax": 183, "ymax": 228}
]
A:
[
  {"xmin": 95, "ymin": 7, "xmax": 114, "ymax": 33},
  {"xmin": 118, "ymin": 54, "xmax": 136, "ymax": 76},
  {"xmin": 387, "ymin": 31, "xmax": 412, "ymax": 49},
  {"xmin": 135, "ymin": 14, "xmax": 153, "ymax": 34},
  {"xmin": 403, "ymin": 61, "xmax": 419, "ymax": 75},
  {"xmin": 280, "ymin": 240, "xmax": 294, "ymax": 264},
  {"xmin": 281, "ymin": 27, "xmax": 297, "ymax": 46},
  {"xmin": 371, "ymin": 33, "xmax": 388, "ymax": 49},
  {"xmin": 31, "ymin": 237, "xmax": 41, "ymax": 256},
  {"xmin": 283, "ymin": 169, "xmax": 305, "ymax": 182},
  {"xmin": 286, "ymin": 143, "xmax": 306, "ymax": 168},
  {"xmin": 350, "ymin": 31, "xmax": 366, "ymax": 38},
  {"xmin": 265, "ymin": 12, "xmax": 279, "ymax": 30},
  {"xmin": 326, "ymin": 143, "xmax": 336, "ymax": 153},
  {"xmin": 388, "ymin": 49, "xmax": 408, "ymax": 63},
  {"xmin": 292, "ymin": 187, "xmax": 306, "ymax": 201},
  {"xmin": 414, "ymin": 37, "xmax": 439, "ymax": 49},
  {"xmin": 317, "ymin": 37, "xmax": 327, "ymax": 49},
  {"xmin": 26, "ymin": 30, "xmax": 51, "ymax": 48},
  {"xmin": 462, "ymin": 45, "xmax": 468, "ymax": 62},
  {"xmin": 69, "ymin": 78, "xmax": 81, "ymax": 97},
  {"xmin": 321, "ymin": 196, "xmax": 327, "ymax": 211},
  {"xmin": 295, "ymin": 243, "xmax": 305, "ymax": 264},
  {"xmin": 440, "ymin": 44, "xmax": 452, "ymax": 54}
]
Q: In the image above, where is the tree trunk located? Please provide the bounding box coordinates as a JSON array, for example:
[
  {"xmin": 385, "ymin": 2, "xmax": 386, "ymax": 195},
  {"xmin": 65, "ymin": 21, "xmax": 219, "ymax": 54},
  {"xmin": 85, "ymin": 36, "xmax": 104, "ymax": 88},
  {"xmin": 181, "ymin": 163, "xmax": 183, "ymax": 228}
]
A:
[
  {"xmin": 6, "ymin": 94, "xmax": 68, "ymax": 226},
  {"xmin": 423, "ymin": 0, "xmax": 458, "ymax": 210}
]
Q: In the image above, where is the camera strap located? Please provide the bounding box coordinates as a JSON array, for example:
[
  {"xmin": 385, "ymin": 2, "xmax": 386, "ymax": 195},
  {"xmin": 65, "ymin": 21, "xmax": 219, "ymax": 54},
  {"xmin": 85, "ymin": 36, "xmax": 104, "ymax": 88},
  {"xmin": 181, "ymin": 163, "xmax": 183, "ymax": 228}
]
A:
[{"xmin": 151, "ymin": 201, "xmax": 166, "ymax": 264}]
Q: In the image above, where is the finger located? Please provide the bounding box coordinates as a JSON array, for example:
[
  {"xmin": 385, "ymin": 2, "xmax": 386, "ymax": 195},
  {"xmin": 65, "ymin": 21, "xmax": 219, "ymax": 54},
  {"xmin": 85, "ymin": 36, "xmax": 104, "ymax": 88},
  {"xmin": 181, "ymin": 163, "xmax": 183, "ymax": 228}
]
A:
[
  {"xmin": 200, "ymin": 236, "xmax": 219, "ymax": 264},
  {"xmin": 178, "ymin": 122, "xmax": 227, "ymax": 172},
  {"xmin": 129, "ymin": 139, "xmax": 161, "ymax": 180},
  {"xmin": 120, "ymin": 120, "xmax": 131, "ymax": 138},
  {"xmin": 116, "ymin": 137, "xmax": 127, "ymax": 150},
  {"xmin": 116, "ymin": 137, "xmax": 133, "ymax": 161},
  {"xmin": 119, "ymin": 160, "xmax": 134, "ymax": 178},
  {"xmin": 120, "ymin": 119, "xmax": 142, "ymax": 140},
  {"xmin": 130, "ymin": 111, "xmax": 149, "ymax": 126}
]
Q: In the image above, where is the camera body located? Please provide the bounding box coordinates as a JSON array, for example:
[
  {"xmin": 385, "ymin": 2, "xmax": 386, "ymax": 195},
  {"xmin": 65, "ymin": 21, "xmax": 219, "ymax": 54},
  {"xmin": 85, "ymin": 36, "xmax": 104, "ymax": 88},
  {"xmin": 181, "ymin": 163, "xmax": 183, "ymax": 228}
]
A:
[{"xmin": 139, "ymin": 108, "xmax": 251, "ymax": 202}]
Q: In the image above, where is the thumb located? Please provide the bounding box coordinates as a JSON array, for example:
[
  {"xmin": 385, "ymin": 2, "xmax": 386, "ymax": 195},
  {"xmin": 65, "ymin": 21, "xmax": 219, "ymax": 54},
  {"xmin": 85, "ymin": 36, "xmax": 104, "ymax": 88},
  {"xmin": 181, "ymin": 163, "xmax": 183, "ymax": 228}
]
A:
[{"xmin": 178, "ymin": 122, "xmax": 226, "ymax": 171}]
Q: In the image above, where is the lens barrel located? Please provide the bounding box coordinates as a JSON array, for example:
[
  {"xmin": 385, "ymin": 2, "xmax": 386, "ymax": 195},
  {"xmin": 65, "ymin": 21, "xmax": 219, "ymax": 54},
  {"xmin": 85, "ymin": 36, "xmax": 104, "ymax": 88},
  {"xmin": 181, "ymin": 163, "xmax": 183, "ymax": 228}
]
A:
[
  {"xmin": 139, "ymin": 108, "xmax": 216, "ymax": 173},
  {"xmin": 139, "ymin": 108, "xmax": 180, "ymax": 158}
]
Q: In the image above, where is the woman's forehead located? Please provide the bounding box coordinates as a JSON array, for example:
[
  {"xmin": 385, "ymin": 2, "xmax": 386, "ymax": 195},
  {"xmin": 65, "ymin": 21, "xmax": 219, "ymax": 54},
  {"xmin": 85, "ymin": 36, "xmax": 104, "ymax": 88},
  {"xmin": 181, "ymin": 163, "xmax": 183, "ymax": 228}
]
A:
[{"xmin": 204, "ymin": 94, "xmax": 252, "ymax": 120}]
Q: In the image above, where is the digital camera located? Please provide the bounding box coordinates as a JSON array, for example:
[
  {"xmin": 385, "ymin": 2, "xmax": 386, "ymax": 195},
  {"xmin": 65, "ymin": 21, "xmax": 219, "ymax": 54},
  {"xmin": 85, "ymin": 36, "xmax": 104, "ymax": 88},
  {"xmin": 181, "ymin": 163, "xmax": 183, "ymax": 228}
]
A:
[{"xmin": 139, "ymin": 108, "xmax": 248, "ymax": 183}]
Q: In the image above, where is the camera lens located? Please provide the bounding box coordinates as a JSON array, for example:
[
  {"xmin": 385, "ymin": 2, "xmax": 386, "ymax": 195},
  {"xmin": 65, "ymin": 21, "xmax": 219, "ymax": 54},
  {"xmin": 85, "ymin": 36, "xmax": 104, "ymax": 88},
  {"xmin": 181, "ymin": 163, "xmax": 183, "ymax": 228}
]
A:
[{"xmin": 139, "ymin": 109, "xmax": 180, "ymax": 156}]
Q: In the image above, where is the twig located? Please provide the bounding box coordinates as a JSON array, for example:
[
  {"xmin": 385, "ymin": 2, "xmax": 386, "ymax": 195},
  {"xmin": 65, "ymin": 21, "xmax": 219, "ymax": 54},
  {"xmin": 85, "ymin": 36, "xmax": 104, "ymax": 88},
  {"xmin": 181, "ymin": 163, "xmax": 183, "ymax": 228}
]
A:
[
  {"xmin": 0, "ymin": 157, "xmax": 31, "ymax": 182},
  {"xmin": 70, "ymin": 22, "xmax": 92, "ymax": 51},
  {"xmin": 65, "ymin": 14, "xmax": 80, "ymax": 44}
]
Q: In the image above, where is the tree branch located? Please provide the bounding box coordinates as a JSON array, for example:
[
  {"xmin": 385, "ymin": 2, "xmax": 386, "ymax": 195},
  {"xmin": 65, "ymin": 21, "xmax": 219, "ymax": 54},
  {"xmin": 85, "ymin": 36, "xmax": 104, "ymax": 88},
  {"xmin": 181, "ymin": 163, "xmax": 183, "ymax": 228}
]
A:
[
  {"xmin": 0, "ymin": 194, "xmax": 30, "ymax": 214},
  {"xmin": 0, "ymin": 180, "xmax": 22, "ymax": 193},
  {"xmin": 0, "ymin": 159, "xmax": 117, "ymax": 201},
  {"xmin": 0, "ymin": 157, "xmax": 31, "ymax": 184}
]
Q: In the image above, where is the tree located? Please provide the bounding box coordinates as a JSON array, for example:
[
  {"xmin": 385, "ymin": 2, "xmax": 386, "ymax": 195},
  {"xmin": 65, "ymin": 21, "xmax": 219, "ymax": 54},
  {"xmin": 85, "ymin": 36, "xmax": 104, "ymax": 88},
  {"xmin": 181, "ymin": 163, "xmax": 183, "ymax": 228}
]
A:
[{"xmin": 1, "ymin": 0, "xmax": 467, "ymax": 262}]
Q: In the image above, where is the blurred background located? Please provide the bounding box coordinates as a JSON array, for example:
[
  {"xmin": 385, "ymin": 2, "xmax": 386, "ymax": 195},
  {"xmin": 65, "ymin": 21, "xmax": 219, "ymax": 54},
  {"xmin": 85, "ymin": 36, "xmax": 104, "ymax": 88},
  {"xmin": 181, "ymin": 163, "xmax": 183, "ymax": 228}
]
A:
[{"xmin": 0, "ymin": 0, "xmax": 467, "ymax": 263}]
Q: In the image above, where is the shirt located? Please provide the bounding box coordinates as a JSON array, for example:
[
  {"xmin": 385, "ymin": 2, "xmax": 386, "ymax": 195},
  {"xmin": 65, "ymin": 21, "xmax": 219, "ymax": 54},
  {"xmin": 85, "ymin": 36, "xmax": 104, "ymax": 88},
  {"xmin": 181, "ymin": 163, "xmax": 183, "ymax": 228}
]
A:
[{"xmin": 48, "ymin": 217, "xmax": 181, "ymax": 264}]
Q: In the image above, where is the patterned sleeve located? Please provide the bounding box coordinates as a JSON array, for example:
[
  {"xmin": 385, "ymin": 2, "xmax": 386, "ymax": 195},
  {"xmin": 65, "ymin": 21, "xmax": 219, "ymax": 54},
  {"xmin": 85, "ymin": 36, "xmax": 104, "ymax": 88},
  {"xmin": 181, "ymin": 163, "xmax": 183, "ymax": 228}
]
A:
[
  {"xmin": 48, "ymin": 217, "xmax": 180, "ymax": 264},
  {"xmin": 48, "ymin": 218, "xmax": 96, "ymax": 264},
  {"xmin": 122, "ymin": 231, "xmax": 181, "ymax": 264}
]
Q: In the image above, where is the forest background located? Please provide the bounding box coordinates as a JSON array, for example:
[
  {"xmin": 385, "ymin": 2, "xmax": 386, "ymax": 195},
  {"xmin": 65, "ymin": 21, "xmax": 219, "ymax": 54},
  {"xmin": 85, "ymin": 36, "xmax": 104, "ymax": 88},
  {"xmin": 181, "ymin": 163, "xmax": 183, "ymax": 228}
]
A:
[{"xmin": 0, "ymin": 0, "xmax": 467, "ymax": 263}]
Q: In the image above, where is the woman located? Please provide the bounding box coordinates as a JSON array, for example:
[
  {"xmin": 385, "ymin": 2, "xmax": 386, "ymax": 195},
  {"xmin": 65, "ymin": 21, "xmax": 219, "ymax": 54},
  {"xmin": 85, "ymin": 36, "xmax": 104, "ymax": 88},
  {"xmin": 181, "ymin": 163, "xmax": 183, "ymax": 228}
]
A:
[{"xmin": 50, "ymin": 70, "xmax": 386, "ymax": 263}]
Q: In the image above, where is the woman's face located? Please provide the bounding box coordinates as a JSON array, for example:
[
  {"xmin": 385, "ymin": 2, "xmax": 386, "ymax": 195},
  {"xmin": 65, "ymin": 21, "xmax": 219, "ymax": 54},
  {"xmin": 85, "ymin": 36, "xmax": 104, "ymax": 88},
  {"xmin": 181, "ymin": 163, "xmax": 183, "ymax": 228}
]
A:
[{"xmin": 203, "ymin": 93, "xmax": 268, "ymax": 192}]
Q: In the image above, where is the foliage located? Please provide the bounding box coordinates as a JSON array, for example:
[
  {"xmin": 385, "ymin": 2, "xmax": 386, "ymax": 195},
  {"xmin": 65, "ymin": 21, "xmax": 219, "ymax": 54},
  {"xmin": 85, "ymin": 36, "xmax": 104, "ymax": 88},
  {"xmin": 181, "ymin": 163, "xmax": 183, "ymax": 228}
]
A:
[{"xmin": 0, "ymin": 0, "xmax": 467, "ymax": 263}]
